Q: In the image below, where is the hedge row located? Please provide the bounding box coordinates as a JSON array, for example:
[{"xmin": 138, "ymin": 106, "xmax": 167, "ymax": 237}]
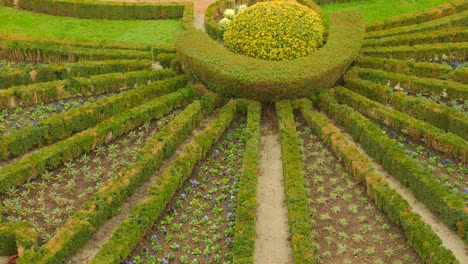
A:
[
  {"xmin": 91, "ymin": 100, "xmax": 238, "ymax": 263},
  {"xmin": 453, "ymin": 67, "xmax": 468, "ymax": 84},
  {"xmin": 366, "ymin": 10, "xmax": 468, "ymax": 39},
  {"xmin": 17, "ymin": 0, "xmax": 186, "ymax": 20},
  {"xmin": 0, "ymin": 59, "xmax": 153, "ymax": 89},
  {"xmin": 332, "ymin": 86, "xmax": 468, "ymax": 163},
  {"xmin": 19, "ymin": 95, "xmax": 210, "ymax": 264},
  {"xmin": 204, "ymin": 0, "xmax": 322, "ymax": 41},
  {"xmin": 176, "ymin": 9, "xmax": 365, "ymax": 101},
  {"xmin": 354, "ymin": 56, "xmax": 454, "ymax": 80},
  {"xmin": 0, "ymin": 0, "xmax": 14, "ymax": 7},
  {"xmin": 295, "ymin": 98, "xmax": 460, "ymax": 263},
  {"xmin": 0, "ymin": 69, "xmax": 173, "ymax": 109},
  {"xmin": 232, "ymin": 99, "xmax": 261, "ymax": 264},
  {"xmin": 363, "ymin": 27, "xmax": 468, "ymax": 47},
  {"xmin": 348, "ymin": 67, "xmax": 468, "ymax": 99},
  {"xmin": 316, "ymin": 93, "xmax": 467, "ymax": 241},
  {"xmin": 0, "ymin": 75, "xmax": 186, "ymax": 161},
  {"xmin": 276, "ymin": 100, "xmax": 315, "ymax": 263},
  {"xmin": 0, "ymin": 222, "xmax": 36, "ymax": 257},
  {"xmin": 361, "ymin": 42, "xmax": 468, "ymax": 62},
  {"xmin": 0, "ymin": 87, "xmax": 195, "ymax": 194},
  {"xmin": 0, "ymin": 39, "xmax": 152, "ymax": 63},
  {"xmin": 344, "ymin": 76, "xmax": 468, "ymax": 141},
  {"xmin": 182, "ymin": 2, "xmax": 194, "ymax": 30},
  {"xmin": 367, "ymin": 0, "xmax": 467, "ymax": 31}
]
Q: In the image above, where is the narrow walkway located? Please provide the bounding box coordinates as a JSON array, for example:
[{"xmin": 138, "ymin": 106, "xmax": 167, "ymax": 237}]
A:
[{"xmin": 254, "ymin": 117, "xmax": 292, "ymax": 264}]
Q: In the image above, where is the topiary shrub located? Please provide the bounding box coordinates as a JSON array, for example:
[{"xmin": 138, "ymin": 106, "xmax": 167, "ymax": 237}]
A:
[{"xmin": 224, "ymin": 0, "xmax": 324, "ymax": 61}]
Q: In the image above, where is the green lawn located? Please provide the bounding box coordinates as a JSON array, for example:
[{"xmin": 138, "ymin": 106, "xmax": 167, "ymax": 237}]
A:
[
  {"xmin": 321, "ymin": 0, "xmax": 453, "ymax": 24},
  {"xmin": 0, "ymin": 7, "xmax": 183, "ymax": 45}
]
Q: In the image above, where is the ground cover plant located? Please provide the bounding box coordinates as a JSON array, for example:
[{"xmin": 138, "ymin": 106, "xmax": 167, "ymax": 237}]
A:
[
  {"xmin": 0, "ymin": 6, "xmax": 182, "ymax": 45},
  {"xmin": 127, "ymin": 118, "xmax": 247, "ymax": 264},
  {"xmin": 0, "ymin": 0, "xmax": 466, "ymax": 263},
  {"xmin": 0, "ymin": 111, "xmax": 179, "ymax": 244},
  {"xmin": 296, "ymin": 119, "xmax": 422, "ymax": 263}
]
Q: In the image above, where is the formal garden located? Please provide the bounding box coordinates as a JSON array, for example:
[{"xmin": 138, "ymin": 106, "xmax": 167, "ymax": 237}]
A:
[{"xmin": 0, "ymin": 0, "xmax": 466, "ymax": 263}]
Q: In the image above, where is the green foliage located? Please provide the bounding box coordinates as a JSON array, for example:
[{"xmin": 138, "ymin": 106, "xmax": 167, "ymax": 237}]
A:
[
  {"xmin": 276, "ymin": 100, "xmax": 315, "ymax": 263},
  {"xmin": 333, "ymin": 86, "xmax": 468, "ymax": 163},
  {"xmin": 91, "ymin": 100, "xmax": 237, "ymax": 263},
  {"xmin": 232, "ymin": 100, "xmax": 261, "ymax": 264},
  {"xmin": 17, "ymin": 0, "xmax": 186, "ymax": 20},
  {"xmin": 224, "ymin": 1, "xmax": 324, "ymax": 61},
  {"xmin": 0, "ymin": 59, "xmax": 153, "ymax": 90},
  {"xmin": 296, "ymin": 98, "xmax": 459, "ymax": 263},
  {"xmin": 175, "ymin": 9, "xmax": 365, "ymax": 101},
  {"xmin": 0, "ymin": 222, "xmax": 36, "ymax": 256},
  {"xmin": 316, "ymin": 93, "xmax": 466, "ymax": 242}
]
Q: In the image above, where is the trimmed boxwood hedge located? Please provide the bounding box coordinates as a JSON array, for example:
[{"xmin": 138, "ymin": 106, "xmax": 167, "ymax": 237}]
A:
[
  {"xmin": 17, "ymin": 0, "xmax": 186, "ymax": 20},
  {"xmin": 175, "ymin": 9, "xmax": 365, "ymax": 102}
]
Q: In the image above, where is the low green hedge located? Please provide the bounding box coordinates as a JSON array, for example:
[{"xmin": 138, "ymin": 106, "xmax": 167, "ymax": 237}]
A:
[
  {"xmin": 363, "ymin": 27, "xmax": 468, "ymax": 47},
  {"xmin": 354, "ymin": 56, "xmax": 454, "ymax": 80},
  {"xmin": 367, "ymin": 0, "xmax": 467, "ymax": 31},
  {"xmin": 0, "ymin": 0, "xmax": 14, "ymax": 7},
  {"xmin": 176, "ymin": 9, "xmax": 364, "ymax": 101},
  {"xmin": 366, "ymin": 10, "xmax": 468, "ymax": 39},
  {"xmin": 232, "ymin": 99, "xmax": 261, "ymax": 264},
  {"xmin": 361, "ymin": 42, "xmax": 468, "ymax": 62},
  {"xmin": 333, "ymin": 86, "xmax": 468, "ymax": 163},
  {"xmin": 156, "ymin": 53, "xmax": 178, "ymax": 69},
  {"xmin": 17, "ymin": 0, "xmax": 186, "ymax": 20},
  {"xmin": 296, "ymin": 98, "xmax": 459, "ymax": 263},
  {"xmin": 91, "ymin": 100, "xmax": 238, "ymax": 263},
  {"xmin": 0, "ymin": 75, "xmax": 186, "ymax": 161},
  {"xmin": 348, "ymin": 67, "xmax": 468, "ymax": 99},
  {"xmin": 276, "ymin": 100, "xmax": 315, "ymax": 263},
  {"xmin": 316, "ymin": 93, "xmax": 467, "ymax": 241},
  {"xmin": 0, "ymin": 222, "xmax": 36, "ymax": 256},
  {"xmin": 0, "ymin": 39, "xmax": 152, "ymax": 63},
  {"xmin": 0, "ymin": 87, "xmax": 195, "ymax": 194},
  {"xmin": 344, "ymin": 76, "xmax": 468, "ymax": 141},
  {"xmin": 453, "ymin": 67, "xmax": 468, "ymax": 84},
  {"xmin": 0, "ymin": 59, "xmax": 153, "ymax": 89},
  {"xmin": 19, "ymin": 96, "xmax": 209, "ymax": 264},
  {"xmin": 0, "ymin": 69, "xmax": 173, "ymax": 109}
]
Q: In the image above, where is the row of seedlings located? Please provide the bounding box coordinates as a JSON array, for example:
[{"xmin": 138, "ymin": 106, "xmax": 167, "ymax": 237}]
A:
[
  {"xmin": 0, "ymin": 74, "xmax": 185, "ymax": 162},
  {"xmin": 294, "ymin": 98, "xmax": 460, "ymax": 263},
  {"xmin": 332, "ymin": 87, "xmax": 467, "ymax": 194},
  {"xmin": 315, "ymin": 93, "xmax": 467, "ymax": 242},
  {"xmin": 90, "ymin": 100, "xmax": 261, "ymax": 264},
  {"xmin": 13, "ymin": 88, "xmax": 213, "ymax": 263},
  {"xmin": 0, "ymin": 75, "xmax": 189, "ymax": 189},
  {"xmin": 0, "ymin": 86, "xmax": 197, "ymax": 252},
  {"xmin": 0, "ymin": 68, "xmax": 176, "ymax": 109}
]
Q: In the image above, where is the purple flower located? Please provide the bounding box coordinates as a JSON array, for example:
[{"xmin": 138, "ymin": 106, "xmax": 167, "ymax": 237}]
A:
[
  {"xmin": 465, "ymin": 189, "xmax": 468, "ymax": 195},
  {"xmin": 162, "ymin": 258, "xmax": 168, "ymax": 264},
  {"xmin": 163, "ymin": 231, "xmax": 167, "ymax": 236},
  {"xmin": 123, "ymin": 261, "xmax": 128, "ymax": 264},
  {"xmin": 226, "ymin": 237, "xmax": 232, "ymax": 242},
  {"xmin": 204, "ymin": 215, "xmax": 209, "ymax": 221},
  {"xmin": 215, "ymin": 149, "xmax": 220, "ymax": 154},
  {"xmin": 451, "ymin": 61, "xmax": 460, "ymax": 68},
  {"xmin": 142, "ymin": 247, "xmax": 147, "ymax": 253},
  {"xmin": 32, "ymin": 121, "xmax": 37, "ymax": 126},
  {"xmin": 426, "ymin": 151, "xmax": 431, "ymax": 156},
  {"xmin": 181, "ymin": 193, "xmax": 187, "ymax": 199},
  {"xmin": 212, "ymin": 198, "xmax": 216, "ymax": 203},
  {"xmin": 191, "ymin": 180, "xmax": 198, "ymax": 186},
  {"xmin": 152, "ymin": 234, "xmax": 157, "ymax": 239},
  {"xmin": 441, "ymin": 159, "xmax": 451, "ymax": 165},
  {"xmin": 205, "ymin": 258, "xmax": 210, "ymax": 262},
  {"xmin": 170, "ymin": 207, "xmax": 175, "ymax": 213},
  {"xmin": 390, "ymin": 131, "xmax": 395, "ymax": 138}
]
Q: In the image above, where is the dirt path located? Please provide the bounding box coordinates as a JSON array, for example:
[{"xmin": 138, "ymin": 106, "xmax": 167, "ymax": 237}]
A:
[
  {"xmin": 341, "ymin": 132, "xmax": 468, "ymax": 262},
  {"xmin": 254, "ymin": 114, "xmax": 292, "ymax": 264},
  {"xmin": 67, "ymin": 114, "xmax": 215, "ymax": 263},
  {"xmin": 0, "ymin": 256, "xmax": 8, "ymax": 264}
]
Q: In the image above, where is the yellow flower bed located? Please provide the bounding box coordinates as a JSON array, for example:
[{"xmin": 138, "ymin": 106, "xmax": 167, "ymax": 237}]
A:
[{"xmin": 224, "ymin": 0, "xmax": 324, "ymax": 61}]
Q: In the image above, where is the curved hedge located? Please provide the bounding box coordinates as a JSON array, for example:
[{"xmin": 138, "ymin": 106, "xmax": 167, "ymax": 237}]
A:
[
  {"xmin": 204, "ymin": 0, "xmax": 322, "ymax": 41},
  {"xmin": 175, "ymin": 9, "xmax": 365, "ymax": 102},
  {"xmin": 17, "ymin": 0, "xmax": 187, "ymax": 20}
]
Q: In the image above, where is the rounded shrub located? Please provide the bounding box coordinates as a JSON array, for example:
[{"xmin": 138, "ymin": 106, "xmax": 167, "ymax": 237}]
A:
[{"xmin": 224, "ymin": 1, "xmax": 324, "ymax": 61}]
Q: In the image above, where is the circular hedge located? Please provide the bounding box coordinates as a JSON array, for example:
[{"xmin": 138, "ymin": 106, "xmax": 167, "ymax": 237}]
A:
[{"xmin": 224, "ymin": 1, "xmax": 324, "ymax": 61}]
